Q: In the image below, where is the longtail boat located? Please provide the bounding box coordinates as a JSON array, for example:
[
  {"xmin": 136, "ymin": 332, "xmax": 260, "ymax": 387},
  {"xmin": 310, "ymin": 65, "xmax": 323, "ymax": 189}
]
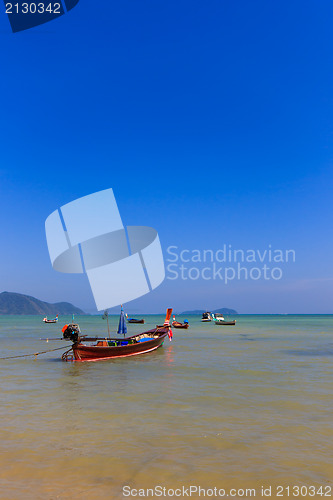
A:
[
  {"xmin": 62, "ymin": 308, "xmax": 173, "ymax": 362},
  {"xmin": 43, "ymin": 314, "xmax": 58, "ymax": 323},
  {"xmin": 171, "ymin": 315, "xmax": 189, "ymax": 329},
  {"xmin": 214, "ymin": 318, "xmax": 236, "ymax": 325},
  {"xmin": 126, "ymin": 314, "xmax": 145, "ymax": 324}
]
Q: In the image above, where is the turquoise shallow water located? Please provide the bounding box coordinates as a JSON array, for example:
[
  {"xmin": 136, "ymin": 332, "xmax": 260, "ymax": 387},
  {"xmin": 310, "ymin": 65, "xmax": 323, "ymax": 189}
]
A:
[{"xmin": 0, "ymin": 314, "xmax": 333, "ymax": 499}]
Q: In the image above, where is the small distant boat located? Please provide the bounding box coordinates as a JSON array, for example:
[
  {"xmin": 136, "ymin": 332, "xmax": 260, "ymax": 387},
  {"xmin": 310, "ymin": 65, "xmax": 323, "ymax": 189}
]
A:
[
  {"xmin": 43, "ymin": 314, "xmax": 58, "ymax": 323},
  {"xmin": 62, "ymin": 308, "xmax": 173, "ymax": 362},
  {"xmin": 214, "ymin": 313, "xmax": 236, "ymax": 326},
  {"xmin": 126, "ymin": 316, "xmax": 145, "ymax": 324},
  {"xmin": 211, "ymin": 313, "xmax": 224, "ymax": 321},
  {"xmin": 201, "ymin": 312, "xmax": 212, "ymax": 322},
  {"xmin": 171, "ymin": 316, "xmax": 189, "ymax": 329}
]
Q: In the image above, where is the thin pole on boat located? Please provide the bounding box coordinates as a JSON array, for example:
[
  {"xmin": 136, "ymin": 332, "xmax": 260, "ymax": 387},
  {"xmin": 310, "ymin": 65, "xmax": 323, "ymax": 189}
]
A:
[
  {"xmin": 106, "ymin": 310, "xmax": 110, "ymax": 338},
  {"xmin": 123, "ymin": 306, "xmax": 125, "ymax": 338},
  {"xmin": 123, "ymin": 305, "xmax": 125, "ymax": 338},
  {"xmin": 102, "ymin": 309, "xmax": 111, "ymax": 338}
]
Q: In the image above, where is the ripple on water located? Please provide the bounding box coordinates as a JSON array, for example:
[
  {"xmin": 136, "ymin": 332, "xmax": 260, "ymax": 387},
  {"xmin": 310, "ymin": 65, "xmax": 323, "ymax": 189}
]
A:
[{"xmin": 0, "ymin": 314, "xmax": 333, "ymax": 498}]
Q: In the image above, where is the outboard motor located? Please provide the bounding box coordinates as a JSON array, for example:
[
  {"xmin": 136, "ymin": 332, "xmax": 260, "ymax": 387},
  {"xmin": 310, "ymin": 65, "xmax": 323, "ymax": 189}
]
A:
[{"xmin": 62, "ymin": 323, "xmax": 81, "ymax": 342}]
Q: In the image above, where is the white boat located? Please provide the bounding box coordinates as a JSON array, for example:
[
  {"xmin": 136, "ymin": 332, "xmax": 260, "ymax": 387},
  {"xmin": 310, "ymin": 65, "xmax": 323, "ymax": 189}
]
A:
[
  {"xmin": 43, "ymin": 314, "xmax": 58, "ymax": 324},
  {"xmin": 201, "ymin": 312, "xmax": 212, "ymax": 322},
  {"xmin": 211, "ymin": 313, "xmax": 224, "ymax": 321}
]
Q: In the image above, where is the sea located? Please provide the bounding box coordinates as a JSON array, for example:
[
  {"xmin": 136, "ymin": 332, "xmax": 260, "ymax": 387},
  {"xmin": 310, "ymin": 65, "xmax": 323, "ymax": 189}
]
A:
[{"xmin": 0, "ymin": 314, "xmax": 332, "ymax": 500}]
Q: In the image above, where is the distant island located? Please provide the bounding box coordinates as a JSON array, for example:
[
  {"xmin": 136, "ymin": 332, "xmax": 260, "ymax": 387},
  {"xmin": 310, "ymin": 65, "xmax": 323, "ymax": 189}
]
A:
[
  {"xmin": 181, "ymin": 308, "xmax": 238, "ymax": 315},
  {"xmin": 0, "ymin": 291, "xmax": 85, "ymax": 315}
]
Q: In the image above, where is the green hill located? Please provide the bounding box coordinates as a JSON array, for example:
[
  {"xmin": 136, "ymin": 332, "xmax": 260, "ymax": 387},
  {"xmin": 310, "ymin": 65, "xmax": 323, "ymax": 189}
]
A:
[
  {"xmin": 181, "ymin": 308, "xmax": 238, "ymax": 315},
  {"xmin": 0, "ymin": 291, "xmax": 85, "ymax": 315},
  {"xmin": 212, "ymin": 308, "xmax": 238, "ymax": 315}
]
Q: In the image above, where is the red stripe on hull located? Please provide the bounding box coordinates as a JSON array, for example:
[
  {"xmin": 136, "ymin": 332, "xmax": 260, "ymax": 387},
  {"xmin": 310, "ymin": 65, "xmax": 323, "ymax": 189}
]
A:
[{"xmin": 73, "ymin": 344, "xmax": 162, "ymax": 362}]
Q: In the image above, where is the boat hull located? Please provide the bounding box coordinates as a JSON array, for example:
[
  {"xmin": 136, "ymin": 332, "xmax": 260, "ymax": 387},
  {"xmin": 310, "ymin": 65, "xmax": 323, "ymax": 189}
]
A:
[
  {"xmin": 172, "ymin": 321, "xmax": 189, "ymax": 329},
  {"xmin": 127, "ymin": 319, "xmax": 145, "ymax": 324},
  {"xmin": 214, "ymin": 320, "xmax": 236, "ymax": 325},
  {"xmin": 72, "ymin": 333, "xmax": 167, "ymax": 362}
]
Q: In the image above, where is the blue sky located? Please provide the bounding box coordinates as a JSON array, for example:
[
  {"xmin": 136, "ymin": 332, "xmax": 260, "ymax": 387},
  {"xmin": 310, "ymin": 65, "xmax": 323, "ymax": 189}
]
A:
[{"xmin": 0, "ymin": 0, "xmax": 332, "ymax": 313}]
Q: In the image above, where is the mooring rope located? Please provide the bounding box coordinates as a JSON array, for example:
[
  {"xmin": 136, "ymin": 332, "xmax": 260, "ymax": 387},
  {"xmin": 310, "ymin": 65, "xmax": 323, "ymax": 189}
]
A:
[{"xmin": 0, "ymin": 345, "xmax": 70, "ymax": 360}]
